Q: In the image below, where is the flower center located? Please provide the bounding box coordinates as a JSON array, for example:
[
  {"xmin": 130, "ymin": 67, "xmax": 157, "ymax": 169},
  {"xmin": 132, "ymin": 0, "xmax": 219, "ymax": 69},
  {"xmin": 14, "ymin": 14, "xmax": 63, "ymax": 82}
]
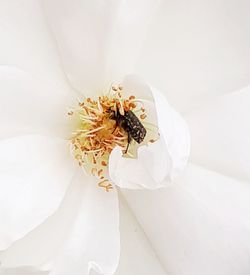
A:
[{"xmin": 68, "ymin": 85, "xmax": 149, "ymax": 191}]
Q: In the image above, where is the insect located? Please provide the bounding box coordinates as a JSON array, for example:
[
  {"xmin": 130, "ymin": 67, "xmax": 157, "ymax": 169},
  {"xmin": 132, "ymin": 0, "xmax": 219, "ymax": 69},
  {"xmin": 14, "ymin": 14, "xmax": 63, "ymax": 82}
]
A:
[{"xmin": 110, "ymin": 109, "xmax": 147, "ymax": 154}]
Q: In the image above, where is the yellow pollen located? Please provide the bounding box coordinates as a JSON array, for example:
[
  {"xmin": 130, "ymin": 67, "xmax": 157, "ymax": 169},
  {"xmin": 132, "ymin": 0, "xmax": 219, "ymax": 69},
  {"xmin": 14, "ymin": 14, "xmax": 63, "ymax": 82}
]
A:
[
  {"xmin": 68, "ymin": 85, "xmax": 150, "ymax": 191},
  {"xmin": 98, "ymin": 180, "xmax": 113, "ymax": 192},
  {"xmin": 140, "ymin": 113, "xmax": 147, "ymax": 120}
]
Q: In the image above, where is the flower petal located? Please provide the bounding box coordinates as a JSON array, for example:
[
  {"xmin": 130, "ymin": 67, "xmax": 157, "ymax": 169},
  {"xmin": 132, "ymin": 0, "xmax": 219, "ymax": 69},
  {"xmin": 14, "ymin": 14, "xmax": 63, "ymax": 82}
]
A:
[
  {"xmin": 121, "ymin": 74, "xmax": 155, "ymax": 101},
  {"xmin": 186, "ymin": 85, "xmax": 250, "ymax": 182},
  {"xmin": 122, "ymin": 164, "xmax": 250, "ymax": 275},
  {"xmin": 0, "ymin": 267, "xmax": 48, "ymax": 275},
  {"xmin": 42, "ymin": 0, "xmax": 160, "ymax": 95},
  {"xmin": 0, "ymin": 173, "xmax": 119, "ymax": 275},
  {"xmin": 0, "ymin": 135, "xmax": 76, "ymax": 250},
  {"xmin": 109, "ymin": 77, "xmax": 190, "ymax": 189},
  {"xmin": 50, "ymin": 175, "xmax": 120, "ymax": 275},
  {"xmin": 0, "ymin": 66, "xmax": 75, "ymax": 139},
  {"xmin": 152, "ymin": 87, "xmax": 190, "ymax": 180},
  {"xmin": 135, "ymin": 0, "xmax": 250, "ymax": 112},
  {"xmin": 115, "ymin": 194, "xmax": 166, "ymax": 275},
  {"xmin": 109, "ymin": 139, "xmax": 171, "ymax": 190},
  {"xmin": 0, "ymin": 0, "xmax": 68, "ymax": 87}
]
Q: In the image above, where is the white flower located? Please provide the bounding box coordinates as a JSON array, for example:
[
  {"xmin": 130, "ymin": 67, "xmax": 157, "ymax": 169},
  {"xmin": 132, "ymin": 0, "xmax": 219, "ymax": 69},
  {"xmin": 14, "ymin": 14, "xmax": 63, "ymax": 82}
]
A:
[
  {"xmin": 1, "ymin": 0, "xmax": 249, "ymax": 275},
  {"xmin": 0, "ymin": 1, "xmax": 189, "ymax": 275}
]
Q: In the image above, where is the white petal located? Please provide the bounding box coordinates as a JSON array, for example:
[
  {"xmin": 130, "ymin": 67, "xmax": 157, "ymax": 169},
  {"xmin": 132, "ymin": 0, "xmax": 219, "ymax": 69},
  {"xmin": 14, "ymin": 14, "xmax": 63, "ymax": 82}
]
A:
[
  {"xmin": 42, "ymin": 0, "xmax": 161, "ymax": 95},
  {"xmin": 50, "ymin": 175, "xmax": 119, "ymax": 275},
  {"xmin": 109, "ymin": 139, "xmax": 170, "ymax": 190},
  {"xmin": 1, "ymin": 173, "xmax": 119, "ymax": 275},
  {"xmin": 135, "ymin": 0, "xmax": 250, "ymax": 112},
  {"xmin": 152, "ymin": 87, "xmax": 190, "ymax": 180},
  {"xmin": 0, "ymin": 267, "xmax": 48, "ymax": 275},
  {"xmin": 109, "ymin": 76, "xmax": 190, "ymax": 189},
  {"xmin": 0, "ymin": 66, "xmax": 75, "ymax": 139},
  {"xmin": 186, "ymin": 85, "xmax": 250, "ymax": 182},
  {"xmin": 0, "ymin": 135, "xmax": 76, "ymax": 250},
  {"xmin": 0, "ymin": 0, "xmax": 69, "ymax": 87},
  {"xmin": 115, "ymin": 194, "xmax": 166, "ymax": 275},
  {"xmin": 122, "ymin": 164, "xmax": 250, "ymax": 275},
  {"xmin": 121, "ymin": 75, "xmax": 155, "ymax": 101}
]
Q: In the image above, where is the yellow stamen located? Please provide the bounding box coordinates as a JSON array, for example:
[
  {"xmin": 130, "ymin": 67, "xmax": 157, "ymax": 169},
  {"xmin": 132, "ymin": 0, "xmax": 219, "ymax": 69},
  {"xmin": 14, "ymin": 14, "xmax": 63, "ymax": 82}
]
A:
[{"xmin": 68, "ymin": 84, "xmax": 156, "ymax": 191}]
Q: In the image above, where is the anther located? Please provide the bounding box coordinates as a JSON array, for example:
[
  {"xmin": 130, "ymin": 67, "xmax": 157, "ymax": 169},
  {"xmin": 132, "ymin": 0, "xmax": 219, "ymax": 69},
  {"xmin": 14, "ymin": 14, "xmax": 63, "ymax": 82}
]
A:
[{"xmin": 68, "ymin": 87, "xmax": 153, "ymax": 192}]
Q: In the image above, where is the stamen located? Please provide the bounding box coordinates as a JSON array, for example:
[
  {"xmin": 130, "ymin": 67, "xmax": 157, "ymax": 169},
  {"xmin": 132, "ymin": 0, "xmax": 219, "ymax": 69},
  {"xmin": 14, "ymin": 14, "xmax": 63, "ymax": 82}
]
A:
[
  {"xmin": 86, "ymin": 126, "xmax": 105, "ymax": 134},
  {"xmin": 79, "ymin": 114, "xmax": 96, "ymax": 121},
  {"xmin": 98, "ymin": 180, "xmax": 113, "ymax": 192},
  {"xmin": 85, "ymin": 148, "xmax": 103, "ymax": 153},
  {"xmin": 68, "ymin": 83, "xmax": 158, "ymax": 191},
  {"xmin": 118, "ymin": 98, "xmax": 124, "ymax": 115},
  {"xmin": 97, "ymin": 99, "xmax": 103, "ymax": 112},
  {"xmin": 140, "ymin": 114, "xmax": 147, "ymax": 120},
  {"xmin": 101, "ymin": 161, "xmax": 107, "ymax": 166},
  {"xmin": 112, "ymin": 85, "xmax": 118, "ymax": 91}
]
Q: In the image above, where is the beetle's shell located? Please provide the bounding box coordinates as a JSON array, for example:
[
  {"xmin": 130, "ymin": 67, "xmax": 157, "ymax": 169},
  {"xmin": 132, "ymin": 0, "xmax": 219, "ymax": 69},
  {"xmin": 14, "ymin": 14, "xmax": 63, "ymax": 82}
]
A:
[{"xmin": 123, "ymin": 110, "xmax": 146, "ymax": 143}]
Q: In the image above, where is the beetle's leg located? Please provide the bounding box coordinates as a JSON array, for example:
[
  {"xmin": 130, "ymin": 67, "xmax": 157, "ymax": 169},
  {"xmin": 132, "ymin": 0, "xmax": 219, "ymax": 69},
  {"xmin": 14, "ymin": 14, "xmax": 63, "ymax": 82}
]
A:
[
  {"xmin": 110, "ymin": 111, "xmax": 118, "ymax": 134},
  {"xmin": 112, "ymin": 120, "xmax": 118, "ymax": 134},
  {"xmin": 125, "ymin": 132, "xmax": 131, "ymax": 154}
]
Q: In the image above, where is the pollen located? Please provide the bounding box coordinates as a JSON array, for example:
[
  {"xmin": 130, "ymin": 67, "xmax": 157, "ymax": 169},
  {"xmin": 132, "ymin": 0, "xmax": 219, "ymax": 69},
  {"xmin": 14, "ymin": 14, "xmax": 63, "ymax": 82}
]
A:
[
  {"xmin": 140, "ymin": 113, "xmax": 147, "ymax": 120},
  {"xmin": 68, "ymin": 85, "xmax": 148, "ymax": 191}
]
